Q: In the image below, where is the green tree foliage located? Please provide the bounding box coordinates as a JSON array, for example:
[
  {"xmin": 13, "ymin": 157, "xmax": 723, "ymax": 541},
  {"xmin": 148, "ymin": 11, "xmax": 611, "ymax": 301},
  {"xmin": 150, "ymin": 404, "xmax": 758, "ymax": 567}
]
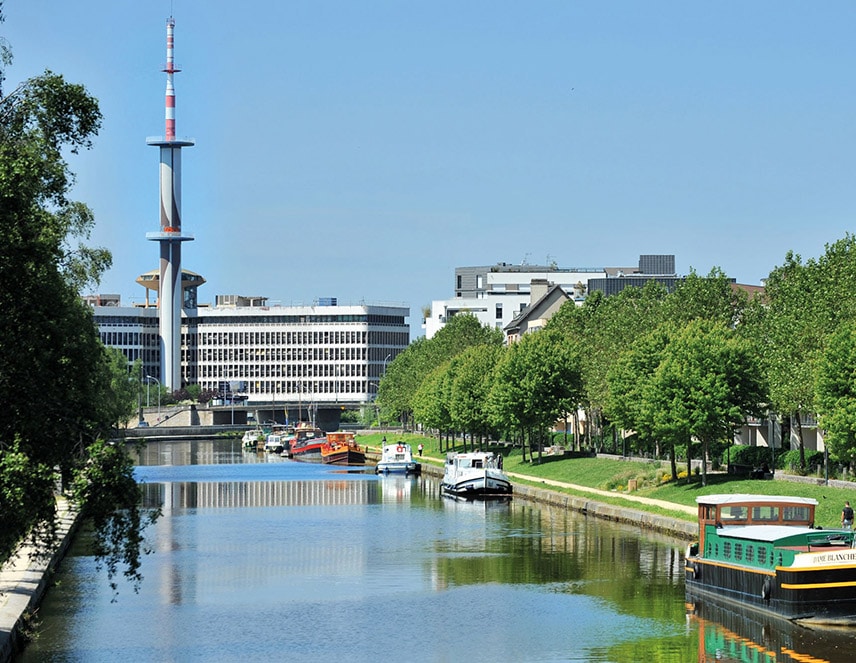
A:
[
  {"xmin": 489, "ymin": 329, "xmax": 582, "ymax": 459},
  {"xmin": 379, "ymin": 313, "xmax": 503, "ymax": 424},
  {"xmin": 71, "ymin": 440, "xmax": 160, "ymax": 597},
  {"xmin": 644, "ymin": 320, "xmax": 765, "ymax": 485},
  {"xmin": 754, "ymin": 237, "xmax": 856, "ymax": 468},
  {"xmin": 412, "ymin": 362, "xmax": 453, "ymax": 434},
  {"xmin": 448, "ymin": 344, "xmax": 504, "ymax": 443},
  {"xmin": 815, "ymin": 321, "xmax": 856, "ymax": 463},
  {"xmin": 0, "ymin": 29, "xmax": 154, "ymax": 591}
]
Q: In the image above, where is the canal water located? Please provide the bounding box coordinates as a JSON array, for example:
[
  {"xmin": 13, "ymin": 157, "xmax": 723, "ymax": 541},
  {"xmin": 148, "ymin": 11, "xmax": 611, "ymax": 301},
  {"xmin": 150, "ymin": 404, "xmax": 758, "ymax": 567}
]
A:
[{"xmin": 17, "ymin": 439, "xmax": 856, "ymax": 662}]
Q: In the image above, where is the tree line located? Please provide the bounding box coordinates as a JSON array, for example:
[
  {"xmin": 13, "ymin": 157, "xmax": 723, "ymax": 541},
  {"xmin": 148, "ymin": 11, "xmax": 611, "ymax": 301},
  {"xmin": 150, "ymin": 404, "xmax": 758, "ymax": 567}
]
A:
[
  {"xmin": 0, "ymin": 6, "xmax": 156, "ymax": 594},
  {"xmin": 378, "ymin": 243, "xmax": 856, "ymax": 487}
]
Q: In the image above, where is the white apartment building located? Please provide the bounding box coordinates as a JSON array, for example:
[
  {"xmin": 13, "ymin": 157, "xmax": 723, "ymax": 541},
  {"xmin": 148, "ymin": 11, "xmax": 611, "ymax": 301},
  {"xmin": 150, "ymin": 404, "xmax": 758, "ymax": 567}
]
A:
[
  {"xmin": 424, "ymin": 255, "xmax": 680, "ymax": 339},
  {"xmin": 423, "ymin": 263, "xmax": 601, "ymax": 339},
  {"xmin": 90, "ymin": 295, "xmax": 409, "ymax": 405}
]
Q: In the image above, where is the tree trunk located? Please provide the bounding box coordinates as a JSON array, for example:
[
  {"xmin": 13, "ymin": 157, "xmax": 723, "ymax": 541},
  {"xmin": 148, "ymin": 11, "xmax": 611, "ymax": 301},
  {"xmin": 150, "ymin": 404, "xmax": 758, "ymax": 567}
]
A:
[
  {"xmin": 701, "ymin": 439, "xmax": 708, "ymax": 487},
  {"xmin": 794, "ymin": 411, "xmax": 806, "ymax": 472},
  {"xmin": 669, "ymin": 442, "xmax": 677, "ymax": 481}
]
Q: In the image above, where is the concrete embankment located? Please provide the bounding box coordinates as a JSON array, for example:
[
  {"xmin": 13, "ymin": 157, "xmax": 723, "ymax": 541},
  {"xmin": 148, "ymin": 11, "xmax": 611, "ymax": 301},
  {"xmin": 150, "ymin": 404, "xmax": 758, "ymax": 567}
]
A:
[{"xmin": 0, "ymin": 499, "xmax": 79, "ymax": 663}]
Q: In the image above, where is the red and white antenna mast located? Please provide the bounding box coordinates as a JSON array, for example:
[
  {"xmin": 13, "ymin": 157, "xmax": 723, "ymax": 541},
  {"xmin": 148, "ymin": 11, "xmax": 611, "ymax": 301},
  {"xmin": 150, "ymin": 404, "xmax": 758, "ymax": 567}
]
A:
[{"xmin": 147, "ymin": 16, "xmax": 194, "ymax": 392}]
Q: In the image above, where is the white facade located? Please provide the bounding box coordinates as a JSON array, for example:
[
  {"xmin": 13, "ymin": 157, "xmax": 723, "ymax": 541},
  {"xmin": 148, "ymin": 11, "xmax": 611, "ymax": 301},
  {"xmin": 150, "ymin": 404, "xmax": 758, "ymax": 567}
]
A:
[
  {"xmin": 92, "ymin": 300, "xmax": 409, "ymax": 405},
  {"xmin": 424, "ymin": 267, "xmax": 602, "ymax": 339}
]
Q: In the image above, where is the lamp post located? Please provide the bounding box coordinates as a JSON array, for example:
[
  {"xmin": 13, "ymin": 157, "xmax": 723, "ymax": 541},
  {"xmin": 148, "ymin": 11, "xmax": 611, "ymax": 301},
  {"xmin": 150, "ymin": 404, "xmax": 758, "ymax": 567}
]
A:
[
  {"xmin": 382, "ymin": 353, "xmax": 391, "ymax": 380},
  {"xmin": 146, "ymin": 375, "xmax": 161, "ymax": 417},
  {"xmin": 368, "ymin": 380, "xmax": 380, "ymax": 429}
]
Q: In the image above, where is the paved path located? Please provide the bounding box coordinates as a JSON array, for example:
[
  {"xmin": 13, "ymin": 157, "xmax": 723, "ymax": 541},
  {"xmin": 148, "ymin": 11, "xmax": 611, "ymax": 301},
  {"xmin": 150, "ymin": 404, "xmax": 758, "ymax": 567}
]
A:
[
  {"xmin": 0, "ymin": 498, "xmax": 78, "ymax": 663},
  {"xmin": 507, "ymin": 472, "xmax": 698, "ymax": 516}
]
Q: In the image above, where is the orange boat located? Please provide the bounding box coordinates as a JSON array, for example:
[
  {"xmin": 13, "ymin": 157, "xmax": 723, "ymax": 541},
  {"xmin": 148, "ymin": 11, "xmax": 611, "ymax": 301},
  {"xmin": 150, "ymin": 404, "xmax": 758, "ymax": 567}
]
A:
[{"xmin": 321, "ymin": 432, "xmax": 366, "ymax": 465}]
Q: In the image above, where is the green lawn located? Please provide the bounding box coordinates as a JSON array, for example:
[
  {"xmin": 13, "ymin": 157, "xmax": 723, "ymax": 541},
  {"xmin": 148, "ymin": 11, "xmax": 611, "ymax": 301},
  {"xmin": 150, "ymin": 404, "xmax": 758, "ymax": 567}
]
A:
[{"xmin": 356, "ymin": 432, "xmax": 856, "ymax": 529}]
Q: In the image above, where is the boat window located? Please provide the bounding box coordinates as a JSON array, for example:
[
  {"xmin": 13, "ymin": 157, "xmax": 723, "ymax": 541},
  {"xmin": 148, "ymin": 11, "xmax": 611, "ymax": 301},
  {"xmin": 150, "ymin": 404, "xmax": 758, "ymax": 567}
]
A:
[
  {"xmin": 473, "ymin": 460, "xmax": 483, "ymax": 468},
  {"xmin": 746, "ymin": 546, "xmax": 754, "ymax": 563},
  {"xmin": 758, "ymin": 547, "xmax": 767, "ymax": 566},
  {"xmin": 723, "ymin": 542, "xmax": 732, "ymax": 558},
  {"xmin": 751, "ymin": 506, "xmax": 780, "ymax": 522},
  {"xmin": 734, "ymin": 543, "xmax": 743, "ymax": 561},
  {"xmin": 720, "ymin": 506, "xmax": 747, "ymax": 522},
  {"xmin": 783, "ymin": 506, "xmax": 812, "ymax": 523}
]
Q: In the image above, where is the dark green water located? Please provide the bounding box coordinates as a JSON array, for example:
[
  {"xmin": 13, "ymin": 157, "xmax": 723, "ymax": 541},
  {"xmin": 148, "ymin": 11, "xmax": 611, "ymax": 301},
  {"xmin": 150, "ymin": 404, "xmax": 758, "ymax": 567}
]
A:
[{"xmin": 16, "ymin": 440, "xmax": 856, "ymax": 662}]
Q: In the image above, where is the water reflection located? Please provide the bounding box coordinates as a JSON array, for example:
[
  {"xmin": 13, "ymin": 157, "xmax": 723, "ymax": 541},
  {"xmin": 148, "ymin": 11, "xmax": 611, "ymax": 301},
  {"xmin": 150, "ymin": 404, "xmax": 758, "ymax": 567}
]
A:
[{"xmin": 687, "ymin": 594, "xmax": 856, "ymax": 663}]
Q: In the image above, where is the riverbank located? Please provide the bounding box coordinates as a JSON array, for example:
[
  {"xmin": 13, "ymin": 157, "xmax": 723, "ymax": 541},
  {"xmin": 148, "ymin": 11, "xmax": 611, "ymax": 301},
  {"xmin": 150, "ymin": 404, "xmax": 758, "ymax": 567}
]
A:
[
  {"xmin": 0, "ymin": 498, "xmax": 79, "ymax": 663},
  {"xmin": 418, "ymin": 459, "xmax": 697, "ymax": 540}
]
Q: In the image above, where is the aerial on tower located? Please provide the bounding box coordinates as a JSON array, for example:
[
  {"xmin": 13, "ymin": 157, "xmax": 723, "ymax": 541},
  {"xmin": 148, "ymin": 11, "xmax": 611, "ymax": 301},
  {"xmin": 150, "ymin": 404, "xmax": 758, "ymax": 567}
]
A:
[{"xmin": 146, "ymin": 16, "xmax": 195, "ymax": 392}]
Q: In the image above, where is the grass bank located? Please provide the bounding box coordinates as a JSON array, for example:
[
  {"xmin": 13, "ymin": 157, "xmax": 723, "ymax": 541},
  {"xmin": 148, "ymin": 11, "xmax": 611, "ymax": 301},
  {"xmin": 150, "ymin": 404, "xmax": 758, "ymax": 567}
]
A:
[{"xmin": 355, "ymin": 431, "xmax": 856, "ymax": 528}]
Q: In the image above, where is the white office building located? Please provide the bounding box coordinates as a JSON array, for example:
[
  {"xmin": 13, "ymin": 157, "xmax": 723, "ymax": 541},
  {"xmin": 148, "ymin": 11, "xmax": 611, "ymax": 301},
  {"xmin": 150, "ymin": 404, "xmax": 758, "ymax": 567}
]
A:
[{"xmin": 89, "ymin": 293, "xmax": 409, "ymax": 406}]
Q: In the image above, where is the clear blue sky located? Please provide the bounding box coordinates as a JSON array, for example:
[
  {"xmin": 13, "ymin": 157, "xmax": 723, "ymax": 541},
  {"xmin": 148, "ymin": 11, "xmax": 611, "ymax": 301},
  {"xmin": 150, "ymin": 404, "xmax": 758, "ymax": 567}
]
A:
[{"xmin": 6, "ymin": 2, "xmax": 856, "ymax": 331}]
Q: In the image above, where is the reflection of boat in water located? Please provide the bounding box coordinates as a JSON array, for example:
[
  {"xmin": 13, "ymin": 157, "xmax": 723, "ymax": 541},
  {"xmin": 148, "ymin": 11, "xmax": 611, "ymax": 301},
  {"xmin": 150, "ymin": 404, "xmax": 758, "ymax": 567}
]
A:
[
  {"xmin": 289, "ymin": 425, "xmax": 326, "ymax": 462},
  {"xmin": 686, "ymin": 593, "xmax": 856, "ymax": 663},
  {"xmin": 685, "ymin": 494, "xmax": 856, "ymax": 625},
  {"xmin": 377, "ymin": 473, "xmax": 418, "ymax": 503},
  {"xmin": 376, "ymin": 442, "xmax": 420, "ymax": 474},
  {"xmin": 320, "ymin": 432, "xmax": 366, "ymax": 465},
  {"xmin": 441, "ymin": 451, "xmax": 511, "ymax": 498}
]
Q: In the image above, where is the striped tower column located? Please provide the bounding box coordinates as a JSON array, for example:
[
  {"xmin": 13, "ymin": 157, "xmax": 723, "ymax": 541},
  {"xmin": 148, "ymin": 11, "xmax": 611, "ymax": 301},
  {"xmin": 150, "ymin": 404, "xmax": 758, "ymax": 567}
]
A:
[{"xmin": 147, "ymin": 16, "xmax": 194, "ymax": 392}]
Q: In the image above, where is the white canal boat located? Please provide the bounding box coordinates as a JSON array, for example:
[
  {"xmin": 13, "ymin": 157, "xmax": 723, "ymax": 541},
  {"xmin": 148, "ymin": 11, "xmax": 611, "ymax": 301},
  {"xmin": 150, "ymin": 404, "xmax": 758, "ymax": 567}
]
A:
[
  {"xmin": 441, "ymin": 451, "xmax": 512, "ymax": 498},
  {"xmin": 376, "ymin": 442, "xmax": 421, "ymax": 474}
]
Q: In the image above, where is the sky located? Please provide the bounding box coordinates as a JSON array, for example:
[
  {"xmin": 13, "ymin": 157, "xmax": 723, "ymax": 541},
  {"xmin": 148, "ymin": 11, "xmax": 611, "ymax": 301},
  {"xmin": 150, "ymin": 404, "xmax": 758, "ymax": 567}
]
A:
[{"xmin": 5, "ymin": 2, "xmax": 856, "ymax": 336}]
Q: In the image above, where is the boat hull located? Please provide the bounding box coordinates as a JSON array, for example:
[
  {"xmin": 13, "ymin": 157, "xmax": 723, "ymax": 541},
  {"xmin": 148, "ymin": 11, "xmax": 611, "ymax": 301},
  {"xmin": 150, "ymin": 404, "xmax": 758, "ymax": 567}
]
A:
[
  {"xmin": 321, "ymin": 449, "xmax": 366, "ymax": 465},
  {"xmin": 290, "ymin": 443, "xmax": 324, "ymax": 462},
  {"xmin": 441, "ymin": 471, "xmax": 512, "ymax": 498},
  {"xmin": 686, "ymin": 547, "xmax": 856, "ymax": 625},
  {"xmin": 376, "ymin": 461, "xmax": 420, "ymax": 474}
]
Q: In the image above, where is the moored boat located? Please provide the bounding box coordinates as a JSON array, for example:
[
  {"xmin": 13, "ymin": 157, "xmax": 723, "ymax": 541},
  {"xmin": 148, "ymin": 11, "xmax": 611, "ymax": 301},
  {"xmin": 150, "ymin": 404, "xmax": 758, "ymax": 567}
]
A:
[
  {"xmin": 376, "ymin": 441, "xmax": 421, "ymax": 474},
  {"xmin": 242, "ymin": 427, "xmax": 265, "ymax": 449},
  {"xmin": 288, "ymin": 425, "xmax": 326, "ymax": 461},
  {"xmin": 321, "ymin": 432, "xmax": 366, "ymax": 465},
  {"xmin": 441, "ymin": 451, "xmax": 511, "ymax": 498},
  {"xmin": 685, "ymin": 493, "xmax": 856, "ymax": 625}
]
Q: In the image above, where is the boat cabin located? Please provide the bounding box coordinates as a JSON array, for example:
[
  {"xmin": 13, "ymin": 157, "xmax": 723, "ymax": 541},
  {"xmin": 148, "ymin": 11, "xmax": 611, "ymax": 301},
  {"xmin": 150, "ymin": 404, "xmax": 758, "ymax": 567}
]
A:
[{"xmin": 696, "ymin": 494, "xmax": 816, "ymax": 557}]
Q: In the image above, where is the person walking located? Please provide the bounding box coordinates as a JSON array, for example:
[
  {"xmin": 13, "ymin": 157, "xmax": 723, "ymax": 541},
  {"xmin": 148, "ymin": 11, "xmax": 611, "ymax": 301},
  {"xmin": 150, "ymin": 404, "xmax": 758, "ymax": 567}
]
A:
[
  {"xmin": 842, "ymin": 501, "xmax": 854, "ymax": 530},
  {"xmin": 417, "ymin": 443, "xmax": 424, "ymax": 457}
]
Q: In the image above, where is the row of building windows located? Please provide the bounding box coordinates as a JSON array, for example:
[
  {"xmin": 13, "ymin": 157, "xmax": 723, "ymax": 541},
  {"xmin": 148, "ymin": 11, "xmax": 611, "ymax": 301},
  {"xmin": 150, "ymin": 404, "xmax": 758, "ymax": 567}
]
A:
[
  {"xmin": 196, "ymin": 347, "xmax": 369, "ymax": 363},
  {"xmin": 196, "ymin": 330, "xmax": 370, "ymax": 347},
  {"xmin": 197, "ymin": 363, "xmax": 367, "ymax": 379}
]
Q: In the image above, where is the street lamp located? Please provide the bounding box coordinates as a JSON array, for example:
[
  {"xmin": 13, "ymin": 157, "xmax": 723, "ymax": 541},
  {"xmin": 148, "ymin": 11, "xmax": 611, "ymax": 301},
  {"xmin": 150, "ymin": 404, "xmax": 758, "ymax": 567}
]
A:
[
  {"xmin": 146, "ymin": 375, "xmax": 161, "ymax": 418},
  {"xmin": 382, "ymin": 353, "xmax": 391, "ymax": 380}
]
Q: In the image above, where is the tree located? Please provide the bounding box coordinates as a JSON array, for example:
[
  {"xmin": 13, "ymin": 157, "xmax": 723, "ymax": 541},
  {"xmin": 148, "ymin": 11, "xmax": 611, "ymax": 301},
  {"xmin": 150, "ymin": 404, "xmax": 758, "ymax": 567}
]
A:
[
  {"xmin": 815, "ymin": 321, "xmax": 856, "ymax": 464},
  {"xmin": 0, "ymin": 25, "xmax": 155, "ymax": 593},
  {"xmin": 379, "ymin": 313, "xmax": 503, "ymax": 426},
  {"xmin": 644, "ymin": 320, "xmax": 766, "ymax": 486},
  {"xmin": 449, "ymin": 345, "xmax": 504, "ymax": 445}
]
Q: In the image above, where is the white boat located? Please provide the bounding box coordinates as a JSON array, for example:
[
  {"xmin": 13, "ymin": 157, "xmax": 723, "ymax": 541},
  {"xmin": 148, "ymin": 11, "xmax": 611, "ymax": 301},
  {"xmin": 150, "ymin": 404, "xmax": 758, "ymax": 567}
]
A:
[
  {"xmin": 264, "ymin": 433, "xmax": 286, "ymax": 453},
  {"xmin": 376, "ymin": 442, "xmax": 421, "ymax": 474},
  {"xmin": 441, "ymin": 451, "xmax": 512, "ymax": 498},
  {"xmin": 242, "ymin": 428, "xmax": 264, "ymax": 449}
]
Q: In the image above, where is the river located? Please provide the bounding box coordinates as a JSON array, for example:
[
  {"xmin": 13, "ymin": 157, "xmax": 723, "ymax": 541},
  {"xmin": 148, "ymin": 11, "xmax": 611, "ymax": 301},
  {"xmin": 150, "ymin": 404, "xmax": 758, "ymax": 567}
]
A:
[{"xmin": 16, "ymin": 439, "xmax": 856, "ymax": 662}]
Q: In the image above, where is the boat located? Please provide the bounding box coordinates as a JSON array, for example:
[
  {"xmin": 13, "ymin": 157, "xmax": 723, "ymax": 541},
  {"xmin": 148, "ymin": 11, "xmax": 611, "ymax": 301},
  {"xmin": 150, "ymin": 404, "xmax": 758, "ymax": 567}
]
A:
[
  {"xmin": 376, "ymin": 441, "xmax": 421, "ymax": 474},
  {"xmin": 288, "ymin": 425, "xmax": 326, "ymax": 461},
  {"xmin": 320, "ymin": 432, "xmax": 366, "ymax": 465},
  {"xmin": 685, "ymin": 493, "xmax": 856, "ymax": 625},
  {"xmin": 264, "ymin": 432, "xmax": 286, "ymax": 454},
  {"xmin": 441, "ymin": 451, "xmax": 512, "ymax": 498},
  {"xmin": 242, "ymin": 428, "xmax": 265, "ymax": 449}
]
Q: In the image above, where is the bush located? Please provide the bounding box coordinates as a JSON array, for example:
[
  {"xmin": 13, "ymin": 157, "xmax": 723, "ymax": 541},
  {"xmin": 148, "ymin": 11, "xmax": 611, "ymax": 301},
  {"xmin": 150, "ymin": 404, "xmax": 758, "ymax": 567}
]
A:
[
  {"xmin": 778, "ymin": 449, "xmax": 825, "ymax": 475},
  {"xmin": 722, "ymin": 445, "xmax": 781, "ymax": 469}
]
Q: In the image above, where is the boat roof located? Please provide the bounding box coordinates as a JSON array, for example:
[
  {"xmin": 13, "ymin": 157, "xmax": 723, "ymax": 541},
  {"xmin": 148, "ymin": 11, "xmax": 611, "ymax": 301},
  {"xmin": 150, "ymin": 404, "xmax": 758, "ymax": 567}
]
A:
[
  {"xmin": 695, "ymin": 494, "xmax": 817, "ymax": 507},
  {"xmin": 717, "ymin": 525, "xmax": 820, "ymax": 542}
]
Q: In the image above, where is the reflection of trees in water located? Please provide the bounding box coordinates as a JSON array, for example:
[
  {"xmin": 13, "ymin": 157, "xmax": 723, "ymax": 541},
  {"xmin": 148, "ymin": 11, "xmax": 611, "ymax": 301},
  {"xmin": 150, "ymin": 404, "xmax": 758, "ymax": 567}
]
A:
[{"xmin": 429, "ymin": 499, "xmax": 686, "ymax": 624}]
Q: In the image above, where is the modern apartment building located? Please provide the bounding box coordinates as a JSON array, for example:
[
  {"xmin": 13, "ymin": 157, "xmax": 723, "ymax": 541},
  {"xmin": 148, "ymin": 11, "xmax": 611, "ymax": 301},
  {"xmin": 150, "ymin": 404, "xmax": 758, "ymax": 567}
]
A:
[{"xmin": 424, "ymin": 255, "xmax": 680, "ymax": 339}]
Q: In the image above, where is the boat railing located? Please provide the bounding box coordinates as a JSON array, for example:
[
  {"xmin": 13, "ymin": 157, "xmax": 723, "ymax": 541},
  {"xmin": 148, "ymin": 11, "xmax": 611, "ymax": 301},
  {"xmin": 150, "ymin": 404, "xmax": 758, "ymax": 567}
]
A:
[{"xmin": 805, "ymin": 531, "xmax": 854, "ymax": 550}]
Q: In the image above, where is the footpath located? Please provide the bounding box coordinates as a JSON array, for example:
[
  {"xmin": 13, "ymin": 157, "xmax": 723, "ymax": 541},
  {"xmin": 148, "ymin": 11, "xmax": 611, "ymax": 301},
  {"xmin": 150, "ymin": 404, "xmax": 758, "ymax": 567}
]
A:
[{"xmin": 0, "ymin": 498, "xmax": 79, "ymax": 663}]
